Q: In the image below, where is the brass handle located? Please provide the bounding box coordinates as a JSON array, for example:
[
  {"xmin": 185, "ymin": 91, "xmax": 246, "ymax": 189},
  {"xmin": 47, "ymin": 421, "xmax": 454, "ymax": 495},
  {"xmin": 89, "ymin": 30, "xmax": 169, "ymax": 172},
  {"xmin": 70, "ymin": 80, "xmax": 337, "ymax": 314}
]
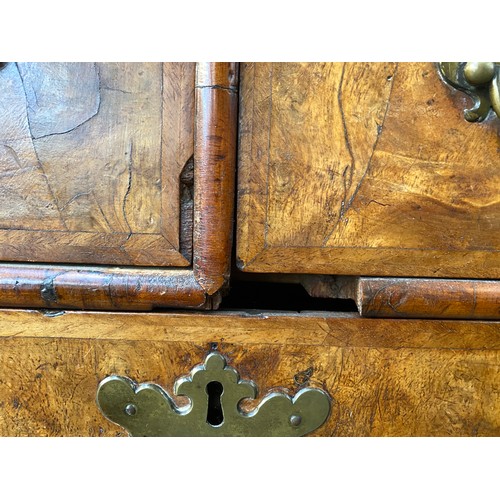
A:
[{"xmin": 438, "ymin": 62, "xmax": 500, "ymax": 122}]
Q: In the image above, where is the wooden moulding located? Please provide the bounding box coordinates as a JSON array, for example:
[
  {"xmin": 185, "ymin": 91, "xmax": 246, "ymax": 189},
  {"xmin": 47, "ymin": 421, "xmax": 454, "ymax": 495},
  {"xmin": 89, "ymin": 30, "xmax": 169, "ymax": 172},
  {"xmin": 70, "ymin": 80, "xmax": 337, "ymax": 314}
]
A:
[
  {"xmin": 194, "ymin": 63, "xmax": 239, "ymax": 295},
  {"xmin": 0, "ymin": 63, "xmax": 238, "ymax": 311},
  {"xmin": 345, "ymin": 277, "xmax": 500, "ymax": 320}
]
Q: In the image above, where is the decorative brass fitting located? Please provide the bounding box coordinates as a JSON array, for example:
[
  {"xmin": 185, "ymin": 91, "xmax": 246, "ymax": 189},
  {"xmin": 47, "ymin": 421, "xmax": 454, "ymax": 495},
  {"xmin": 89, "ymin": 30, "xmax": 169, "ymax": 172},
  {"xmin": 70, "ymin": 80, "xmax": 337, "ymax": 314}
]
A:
[{"xmin": 438, "ymin": 62, "xmax": 500, "ymax": 122}]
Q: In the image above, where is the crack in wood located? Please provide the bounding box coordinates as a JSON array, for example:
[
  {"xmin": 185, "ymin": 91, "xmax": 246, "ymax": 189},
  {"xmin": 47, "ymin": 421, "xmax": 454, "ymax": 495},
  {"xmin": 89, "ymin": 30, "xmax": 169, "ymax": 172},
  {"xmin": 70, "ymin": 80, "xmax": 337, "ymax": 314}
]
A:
[
  {"xmin": 23, "ymin": 62, "xmax": 102, "ymax": 140},
  {"xmin": 14, "ymin": 63, "xmax": 69, "ymax": 231},
  {"xmin": 122, "ymin": 139, "xmax": 134, "ymax": 237},
  {"xmin": 322, "ymin": 63, "xmax": 399, "ymax": 246},
  {"xmin": 179, "ymin": 155, "xmax": 194, "ymax": 262}
]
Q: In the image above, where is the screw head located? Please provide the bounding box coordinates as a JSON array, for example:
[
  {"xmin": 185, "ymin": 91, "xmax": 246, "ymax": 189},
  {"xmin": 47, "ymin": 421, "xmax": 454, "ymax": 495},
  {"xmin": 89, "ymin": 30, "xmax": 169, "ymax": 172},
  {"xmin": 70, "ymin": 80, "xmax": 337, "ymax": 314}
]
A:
[
  {"xmin": 124, "ymin": 403, "xmax": 137, "ymax": 416},
  {"xmin": 289, "ymin": 414, "xmax": 302, "ymax": 427}
]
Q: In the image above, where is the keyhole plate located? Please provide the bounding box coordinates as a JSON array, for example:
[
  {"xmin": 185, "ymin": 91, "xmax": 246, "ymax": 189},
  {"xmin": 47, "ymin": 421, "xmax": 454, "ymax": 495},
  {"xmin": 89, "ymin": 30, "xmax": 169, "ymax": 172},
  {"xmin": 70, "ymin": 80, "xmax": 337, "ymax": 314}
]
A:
[{"xmin": 97, "ymin": 352, "xmax": 331, "ymax": 437}]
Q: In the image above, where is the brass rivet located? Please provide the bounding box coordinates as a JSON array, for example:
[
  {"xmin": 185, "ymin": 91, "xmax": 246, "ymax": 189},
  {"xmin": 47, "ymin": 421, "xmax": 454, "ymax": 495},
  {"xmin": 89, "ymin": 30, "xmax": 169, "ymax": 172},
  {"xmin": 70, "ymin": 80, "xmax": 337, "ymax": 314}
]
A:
[
  {"xmin": 125, "ymin": 403, "xmax": 137, "ymax": 416},
  {"xmin": 289, "ymin": 414, "xmax": 302, "ymax": 427}
]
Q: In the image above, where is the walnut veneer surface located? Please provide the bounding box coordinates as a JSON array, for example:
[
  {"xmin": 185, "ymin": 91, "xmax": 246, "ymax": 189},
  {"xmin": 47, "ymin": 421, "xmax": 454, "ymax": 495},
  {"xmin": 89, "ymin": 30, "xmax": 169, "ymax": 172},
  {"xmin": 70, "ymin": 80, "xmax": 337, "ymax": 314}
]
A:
[
  {"xmin": 237, "ymin": 62, "xmax": 500, "ymax": 278},
  {"xmin": 1, "ymin": 310, "xmax": 498, "ymax": 437},
  {"xmin": 0, "ymin": 62, "xmax": 238, "ymax": 310},
  {"xmin": 0, "ymin": 62, "xmax": 195, "ymax": 267}
]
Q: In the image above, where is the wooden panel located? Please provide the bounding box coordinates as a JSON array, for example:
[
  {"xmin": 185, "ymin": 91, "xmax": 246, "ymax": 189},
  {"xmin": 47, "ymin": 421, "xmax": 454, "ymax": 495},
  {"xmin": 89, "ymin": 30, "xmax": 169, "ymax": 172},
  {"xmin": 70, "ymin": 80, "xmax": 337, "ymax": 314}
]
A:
[
  {"xmin": 0, "ymin": 62, "xmax": 195, "ymax": 267},
  {"xmin": 0, "ymin": 63, "xmax": 239, "ymax": 311},
  {"xmin": 0, "ymin": 309, "xmax": 499, "ymax": 436},
  {"xmin": 237, "ymin": 62, "xmax": 500, "ymax": 278}
]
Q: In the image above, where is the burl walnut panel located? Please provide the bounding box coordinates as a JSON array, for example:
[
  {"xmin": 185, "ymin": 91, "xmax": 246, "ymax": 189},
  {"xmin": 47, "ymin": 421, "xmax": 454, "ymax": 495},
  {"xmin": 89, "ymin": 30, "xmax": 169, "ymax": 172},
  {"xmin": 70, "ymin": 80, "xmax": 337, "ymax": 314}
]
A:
[
  {"xmin": 237, "ymin": 62, "xmax": 500, "ymax": 278},
  {"xmin": 0, "ymin": 62, "xmax": 195, "ymax": 267},
  {"xmin": 0, "ymin": 310, "xmax": 499, "ymax": 436}
]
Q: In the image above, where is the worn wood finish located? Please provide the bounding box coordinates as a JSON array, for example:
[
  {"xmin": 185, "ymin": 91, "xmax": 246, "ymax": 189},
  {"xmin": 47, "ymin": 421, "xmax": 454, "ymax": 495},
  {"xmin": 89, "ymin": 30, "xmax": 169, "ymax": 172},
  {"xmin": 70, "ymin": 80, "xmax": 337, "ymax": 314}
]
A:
[
  {"xmin": 0, "ymin": 62, "xmax": 195, "ymax": 267},
  {"xmin": 162, "ymin": 63, "xmax": 196, "ymax": 256},
  {"xmin": 0, "ymin": 264, "xmax": 209, "ymax": 311},
  {"xmin": 350, "ymin": 277, "xmax": 500, "ymax": 319},
  {"xmin": 0, "ymin": 62, "xmax": 238, "ymax": 310},
  {"xmin": 299, "ymin": 275, "xmax": 500, "ymax": 320},
  {"xmin": 237, "ymin": 62, "xmax": 500, "ymax": 278},
  {"xmin": 193, "ymin": 63, "xmax": 239, "ymax": 294},
  {"xmin": 0, "ymin": 309, "xmax": 498, "ymax": 436}
]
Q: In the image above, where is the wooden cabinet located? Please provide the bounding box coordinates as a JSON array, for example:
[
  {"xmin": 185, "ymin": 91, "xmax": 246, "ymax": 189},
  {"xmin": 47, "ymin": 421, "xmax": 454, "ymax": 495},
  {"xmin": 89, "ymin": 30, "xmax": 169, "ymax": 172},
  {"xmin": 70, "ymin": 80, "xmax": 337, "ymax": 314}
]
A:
[{"xmin": 0, "ymin": 62, "xmax": 498, "ymax": 436}]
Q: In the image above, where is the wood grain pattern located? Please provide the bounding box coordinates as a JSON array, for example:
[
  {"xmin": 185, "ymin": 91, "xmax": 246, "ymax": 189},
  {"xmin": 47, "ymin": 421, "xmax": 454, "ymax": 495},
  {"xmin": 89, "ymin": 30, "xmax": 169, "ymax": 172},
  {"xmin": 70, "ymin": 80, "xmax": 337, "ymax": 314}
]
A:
[
  {"xmin": 237, "ymin": 62, "xmax": 500, "ymax": 278},
  {"xmin": 0, "ymin": 309, "xmax": 498, "ymax": 436},
  {"xmin": 193, "ymin": 63, "xmax": 239, "ymax": 294},
  {"xmin": 0, "ymin": 62, "xmax": 194, "ymax": 267},
  {"xmin": 353, "ymin": 277, "xmax": 500, "ymax": 319},
  {"xmin": 162, "ymin": 63, "xmax": 196, "ymax": 255},
  {"xmin": 0, "ymin": 264, "xmax": 210, "ymax": 310},
  {"xmin": 0, "ymin": 62, "xmax": 238, "ymax": 310}
]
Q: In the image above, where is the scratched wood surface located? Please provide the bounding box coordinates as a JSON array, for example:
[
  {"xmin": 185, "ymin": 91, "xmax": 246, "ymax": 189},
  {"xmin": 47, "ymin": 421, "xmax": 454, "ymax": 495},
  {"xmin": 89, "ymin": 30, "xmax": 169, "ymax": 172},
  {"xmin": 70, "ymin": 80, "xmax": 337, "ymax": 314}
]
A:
[
  {"xmin": 353, "ymin": 277, "xmax": 500, "ymax": 319},
  {"xmin": 237, "ymin": 63, "xmax": 500, "ymax": 278},
  {"xmin": 0, "ymin": 62, "xmax": 195, "ymax": 267},
  {"xmin": 0, "ymin": 309, "xmax": 499, "ymax": 436},
  {"xmin": 194, "ymin": 63, "xmax": 239, "ymax": 294}
]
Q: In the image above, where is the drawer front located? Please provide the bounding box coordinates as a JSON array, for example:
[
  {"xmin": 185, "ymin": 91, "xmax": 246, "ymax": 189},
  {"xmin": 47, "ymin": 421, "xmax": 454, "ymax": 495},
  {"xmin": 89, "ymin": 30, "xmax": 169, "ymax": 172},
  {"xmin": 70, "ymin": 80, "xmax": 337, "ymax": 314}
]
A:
[
  {"xmin": 0, "ymin": 62, "xmax": 238, "ymax": 310},
  {"xmin": 1, "ymin": 309, "xmax": 499, "ymax": 436},
  {"xmin": 1, "ymin": 62, "xmax": 194, "ymax": 267},
  {"xmin": 237, "ymin": 62, "xmax": 500, "ymax": 278}
]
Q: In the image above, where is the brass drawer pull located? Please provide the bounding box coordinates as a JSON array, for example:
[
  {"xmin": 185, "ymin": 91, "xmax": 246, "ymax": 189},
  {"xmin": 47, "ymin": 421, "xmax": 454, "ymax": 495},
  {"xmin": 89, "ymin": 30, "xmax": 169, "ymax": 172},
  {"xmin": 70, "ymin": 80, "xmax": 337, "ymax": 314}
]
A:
[
  {"xmin": 438, "ymin": 62, "xmax": 500, "ymax": 121},
  {"xmin": 96, "ymin": 351, "xmax": 331, "ymax": 436}
]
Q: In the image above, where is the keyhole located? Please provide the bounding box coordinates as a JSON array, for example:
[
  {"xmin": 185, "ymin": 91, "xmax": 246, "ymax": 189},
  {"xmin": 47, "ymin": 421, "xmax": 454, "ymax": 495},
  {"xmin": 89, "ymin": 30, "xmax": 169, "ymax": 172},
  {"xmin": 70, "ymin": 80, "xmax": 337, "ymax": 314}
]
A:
[{"xmin": 206, "ymin": 381, "xmax": 224, "ymax": 426}]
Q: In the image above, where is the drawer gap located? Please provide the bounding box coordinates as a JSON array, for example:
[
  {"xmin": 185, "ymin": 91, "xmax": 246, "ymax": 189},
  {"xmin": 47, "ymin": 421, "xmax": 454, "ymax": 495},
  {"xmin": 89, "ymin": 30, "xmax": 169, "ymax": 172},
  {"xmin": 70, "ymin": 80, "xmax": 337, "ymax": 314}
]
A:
[{"xmin": 219, "ymin": 280, "xmax": 358, "ymax": 313}]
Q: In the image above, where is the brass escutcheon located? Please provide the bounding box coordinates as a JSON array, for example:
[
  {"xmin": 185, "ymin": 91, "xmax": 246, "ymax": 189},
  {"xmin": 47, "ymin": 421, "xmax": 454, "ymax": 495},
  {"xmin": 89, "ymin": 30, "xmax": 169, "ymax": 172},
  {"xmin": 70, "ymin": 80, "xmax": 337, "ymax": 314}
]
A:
[{"xmin": 96, "ymin": 351, "xmax": 331, "ymax": 437}]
